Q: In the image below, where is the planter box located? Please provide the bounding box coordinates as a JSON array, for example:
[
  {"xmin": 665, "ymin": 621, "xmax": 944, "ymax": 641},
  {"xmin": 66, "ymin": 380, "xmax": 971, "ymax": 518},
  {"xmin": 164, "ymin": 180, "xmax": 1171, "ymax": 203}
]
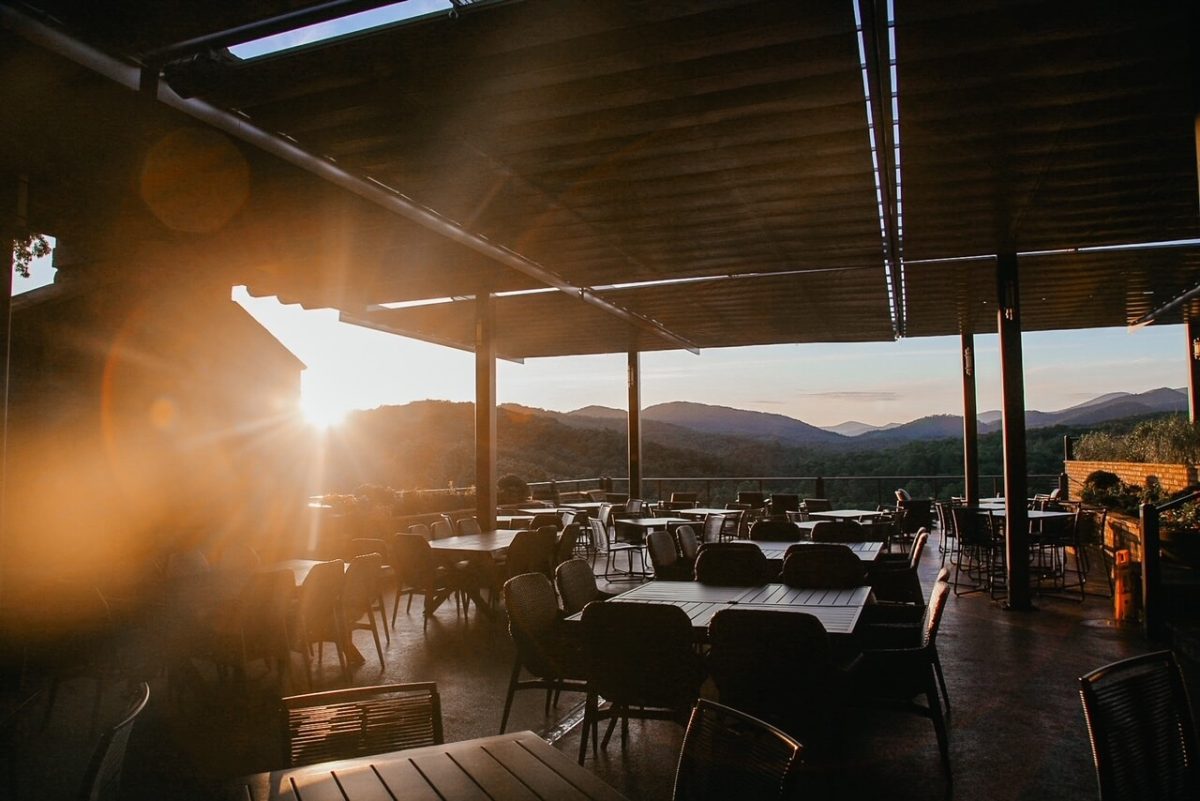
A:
[
  {"xmin": 1065, "ymin": 459, "xmax": 1196, "ymax": 497},
  {"xmin": 1104, "ymin": 510, "xmax": 1143, "ymax": 561}
]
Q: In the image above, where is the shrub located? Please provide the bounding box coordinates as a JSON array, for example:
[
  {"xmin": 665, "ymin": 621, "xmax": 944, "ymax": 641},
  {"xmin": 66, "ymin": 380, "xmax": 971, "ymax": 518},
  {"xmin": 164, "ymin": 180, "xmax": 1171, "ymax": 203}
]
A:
[
  {"xmin": 1075, "ymin": 415, "xmax": 1200, "ymax": 464},
  {"xmin": 1080, "ymin": 470, "xmax": 1165, "ymax": 516},
  {"xmin": 497, "ymin": 474, "xmax": 530, "ymax": 505}
]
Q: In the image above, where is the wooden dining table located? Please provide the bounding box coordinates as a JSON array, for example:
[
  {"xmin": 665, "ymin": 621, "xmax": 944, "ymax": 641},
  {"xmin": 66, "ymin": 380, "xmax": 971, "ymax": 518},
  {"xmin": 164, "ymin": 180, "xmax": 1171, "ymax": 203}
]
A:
[
  {"xmin": 231, "ymin": 730, "xmax": 631, "ymax": 800},
  {"xmin": 429, "ymin": 530, "xmax": 529, "ymax": 616},
  {"xmin": 752, "ymin": 539, "xmax": 883, "ymax": 562}
]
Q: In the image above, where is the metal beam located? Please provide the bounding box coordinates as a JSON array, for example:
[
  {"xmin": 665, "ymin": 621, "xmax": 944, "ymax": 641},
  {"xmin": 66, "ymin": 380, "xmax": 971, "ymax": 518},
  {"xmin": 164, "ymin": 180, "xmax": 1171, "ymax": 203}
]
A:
[
  {"xmin": 1188, "ymin": 320, "xmax": 1200, "ymax": 423},
  {"xmin": 627, "ymin": 350, "xmax": 642, "ymax": 501},
  {"xmin": 960, "ymin": 331, "xmax": 979, "ymax": 506},
  {"xmin": 0, "ymin": 5, "xmax": 701, "ymax": 356},
  {"xmin": 997, "ymin": 253, "xmax": 1031, "ymax": 611},
  {"xmin": 474, "ymin": 293, "xmax": 496, "ymax": 531}
]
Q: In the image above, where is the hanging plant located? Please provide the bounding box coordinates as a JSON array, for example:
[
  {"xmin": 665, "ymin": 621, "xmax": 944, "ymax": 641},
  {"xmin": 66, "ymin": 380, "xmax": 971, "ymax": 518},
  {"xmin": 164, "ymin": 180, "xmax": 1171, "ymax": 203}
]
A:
[{"xmin": 11, "ymin": 232, "xmax": 52, "ymax": 278}]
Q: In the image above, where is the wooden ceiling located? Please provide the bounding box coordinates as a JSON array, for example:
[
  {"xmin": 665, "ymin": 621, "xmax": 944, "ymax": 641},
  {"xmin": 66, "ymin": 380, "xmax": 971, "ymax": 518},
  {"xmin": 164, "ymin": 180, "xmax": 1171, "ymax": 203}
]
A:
[{"xmin": 2, "ymin": 0, "xmax": 1197, "ymax": 357}]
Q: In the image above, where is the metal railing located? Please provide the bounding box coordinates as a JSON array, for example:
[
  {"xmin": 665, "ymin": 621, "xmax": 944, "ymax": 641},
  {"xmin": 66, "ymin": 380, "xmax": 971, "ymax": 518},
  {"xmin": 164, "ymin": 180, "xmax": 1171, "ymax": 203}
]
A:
[{"xmin": 527, "ymin": 474, "xmax": 1062, "ymax": 508}]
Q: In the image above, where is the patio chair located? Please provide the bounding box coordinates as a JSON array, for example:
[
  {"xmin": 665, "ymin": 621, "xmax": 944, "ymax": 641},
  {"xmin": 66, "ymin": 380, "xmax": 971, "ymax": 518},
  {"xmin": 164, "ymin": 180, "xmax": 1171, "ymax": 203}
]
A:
[
  {"xmin": 672, "ymin": 699, "xmax": 803, "ymax": 801},
  {"xmin": 856, "ymin": 569, "xmax": 952, "ymax": 776},
  {"xmin": 1076, "ymin": 505, "xmax": 1111, "ymax": 596},
  {"xmin": 810, "ymin": 519, "xmax": 869, "ymax": 543},
  {"xmin": 430, "ymin": 519, "xmax": 454, "ymax": 540},
  {"xmin": 676, "ymin": 525, "xmax": 700, "ymax": 563},
  {"xmin": 554, "ymin": 522, "xmax": 582, "ymax": 569},
  {"xmin": 869, "ymin": 529, "xmax": 929, "ymax": 605},
  {"xmin": 951, "ymin": 506, "xmax": 1004, "ymax": 597},
  {"xmin": 348, "ymin": 537, "xmax": 393, "ymax": 641},
  {"xmin": 701, "ymin": 513, "xmax": 726, "ymax": 544},
  {"xmin": 293, "ymin": 559, "xmax": 349, "ymax": 685},
  {"xmin": 342, "ymin": 553, "xmax": 387, "ymax": 668},
  {"xmin": 390, "ymin": 533, "xmax": 464, "ymax": 631},
  {"xmin": 555, "ymin": 558, "xmax": 612, "ymax": 616},
  {"xmin": 579, "ymin": 601, "xmax": 704, "ymax": 763},
  {"xmin": 670, "ymin": 491, "xmax": 698, "ymax": 508},
  {"xmin": 208, "ymin": 568, "xmax": 295, "ymax": 686},
  {"xmin": 780, "ymin": 544, "xmax": 867, "ymax": 589},
  {"xmin": 934, "ymin": 501, "xmax": 957, "ymax": 565},
  {"xmin": 530, "ymin": 513, "xmax": 561, "ymax": 531},
  {"xmin": 282, "ymin": 683, "xmax": 443, "ymax": 767},
  {"xmin": 803, "ymin": 498, "xmax": 833, "ymax": 513},
  {"xmin": 1079, "ymin": 650, "xmax": 1198, "ymax": 801},
  {"xmin": 766, "ymin": 494, "xmax": 800, "ymax": 519},
  {"xmin": 456, "ymin": 517, "xmax": 482, "ymax": 536},
  {"xmin": 694, "ymin": 542, "xmax": 768, "ymax": 586},
  {"xmin": 500, "ymin": 573, "xmax": 588, "ymax": 733},
  {"xmin": 898, "ymin": 497, "xmax": 933, "ymax": 535},
  {"xmin": 408, "ymin": 522, "xmax": 431, "ymax": 540},
  {"xmin": 707, "ymin": 608, "xmax": 836, "ymax": 741},
  {"xmin": 77, "ymin": 681, "xmax": 150, "ymax": 801},
  {"xmin": 1031, "ymin": 508, "xmax": 1085, "ymax": 600},
  {"xmin": 589, "ymin": 517, "xmax": 644, "ymax": 580},
  {"xmin": 648, "ymin": 529, "xmax": 692, "ymax": 581},
  {"xmin": 749, "ymin": 519, "xmax": 802, "ymax": 542}
]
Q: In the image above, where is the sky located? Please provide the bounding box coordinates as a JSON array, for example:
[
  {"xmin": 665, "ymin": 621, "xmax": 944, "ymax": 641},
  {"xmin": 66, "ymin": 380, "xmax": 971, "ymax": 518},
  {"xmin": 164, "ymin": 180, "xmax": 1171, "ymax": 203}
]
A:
[{"xmin": 230, "ymin": 287, "xmax": 1188, "ymax": 429}]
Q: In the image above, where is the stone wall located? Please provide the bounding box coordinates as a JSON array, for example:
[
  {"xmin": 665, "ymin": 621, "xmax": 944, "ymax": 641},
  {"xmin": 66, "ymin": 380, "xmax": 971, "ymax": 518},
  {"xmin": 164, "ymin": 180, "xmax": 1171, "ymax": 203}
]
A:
[{"xmin": 1064, "ymin": 460, "xmax": 1196, "ymax": 496}]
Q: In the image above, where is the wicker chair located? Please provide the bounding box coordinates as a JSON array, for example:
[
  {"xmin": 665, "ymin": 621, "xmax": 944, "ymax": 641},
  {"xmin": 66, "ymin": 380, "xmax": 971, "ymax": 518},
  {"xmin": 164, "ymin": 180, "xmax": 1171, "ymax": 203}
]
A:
[
  {"xmin": 555, "ymin": 523, "xmax": 582, "ymax": 568},
  {"xmin": 78, "ymin": 682, "xmax": 150, "ymax": 801},
  {"xmin": 766, "ymin": 494, "xmax": 800, "ymax": 519},
  {"xmin": 500, "ymin": 573, "xmax": 588, "ymax": 733},
  {"xmin": 810, "ymin": 519, "xmax": 869, "ymax": 543},
  {"xmin": 676, "ymin": 525, "xmax": 700, "ymax": 563},
  {"xmin": 694, "ymin": 542, "xmax": 768, "ymax": 586},
  {"xmin": 648, "ymin": 529, "xmax": 692, "ymax": 581},
  {"xmin": 506, "ymin": 528, "xmax": 557, "ymax": 581},
  {"xmin": 781, "ymin": 544, "xmax": 867, "ymax": 589},
  {"xmin": 579, "ymin": 601, "xmax": 704, "ymax": 763},
  {"xmin": 555, "ymin": 558, "xmax": 612, "ymax": 616},
  {"xmin": 1079, "ymin": 650, "xmax": 1198, "ymax": 801},
  {"xmin": 748, "ymin": 519, "xmax": 802, "ymax": 542},
  {"xmin": 672, "ymin": 699, "xmax": 803, "ymax": 801},
  {"xmin": 868, "ymin": 529, "xmax": 929, "ymax": 605},
  {"xmin": 856, "ymin": 569, "xmax": 953, "ymax": 776},
  {"xmin": 707, "ymin": 608, "xmax": 836, "ymax": 740},
  {"xmin": 282, "ymin": 683, "xmax": 443, "ymax": 767}
]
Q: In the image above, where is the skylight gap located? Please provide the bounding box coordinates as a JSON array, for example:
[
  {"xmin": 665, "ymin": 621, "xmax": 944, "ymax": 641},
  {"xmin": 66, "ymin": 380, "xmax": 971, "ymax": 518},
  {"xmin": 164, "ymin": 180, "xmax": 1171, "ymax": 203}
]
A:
[{"xmin": 229, "ymin": 0, "xmax": 453, "ymax": 60}]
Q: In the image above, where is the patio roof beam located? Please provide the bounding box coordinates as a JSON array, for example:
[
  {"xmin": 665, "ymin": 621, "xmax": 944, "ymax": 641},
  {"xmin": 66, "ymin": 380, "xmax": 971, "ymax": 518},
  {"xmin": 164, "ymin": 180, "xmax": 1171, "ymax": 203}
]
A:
[
  {"xmin": 0, "ymin": 5, "xmax": 701, "ymax": 356},
  {"xmin": 475, "ymin": 293, "xmax": 497, "ymax": 531}
]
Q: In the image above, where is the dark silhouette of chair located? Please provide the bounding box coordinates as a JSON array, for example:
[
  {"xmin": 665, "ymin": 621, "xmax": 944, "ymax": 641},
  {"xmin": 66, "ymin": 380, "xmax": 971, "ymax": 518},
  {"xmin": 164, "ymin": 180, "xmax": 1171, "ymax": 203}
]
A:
[
  {"xmin": 1076, "ymin": 505, "xmax": 1111, "ymax": 596},
  {"xmin": 803, "ymin": 498, "xmax": 833, "ymax": 514},
  {"xmin": 500, "ymin": 573, "xmax": 587, "ymax": 733},
  {"xmin": 694, "ymin": 542, "xmax": 768, "ymax": 586},
  {"xmin": 810, "ymin": 519, "xmax": 869, "ymax": 543},
  {"xmin": 676, "ymin": 525, "xmax": 700, "ymax": 563},
  {"xmin": 579, "ymin": 601, "xmax": 704, "ymax": 763},
  {"xmin": 555, "ymin": 558, "xmax": 613, "ymax": 616},
  {"xmin": 1032, "ymin": 509, "xmax": 1085, "ymax": 600},
  {"xmin": 590, "ymin": 517, "xmax": 644, "ymax": 580},
  {"xmin": 701, "ymin": 513, "xmax": 726, "ymax": 544},
  {"xmin": 430, "ymin": 519, "xmax": 454, "ymax": 540},
  {"xmin": 209, "ymin": 568, "xmax": 295, "ymax": 686},
  {"xmin": 348, "ymin": 537, "xmax": 392, "ymax": 643},
  {"xmin": 390, "ymin": 533, "xmax": 462, "ymax": 631},
  {"xmin": 282, "ymin": 683, "xmax": 443, "ymax": 767},
  {"xmin": 951, "ymin": 506, "xmax": 1003, "ymax": 597},
  {"xmin": 342, "ymin": 553, "xmax": 387, "ymax": 668},
  {"xmin": 708, "ymin": 608, "xmax": 836, "ymax": 740},
  {"xmin": 456, "ymin": 517, "xmax": 482, "ymax": 536},
  {"xmin": 670, "ymin": 491, "xmax": 699, "ymax": 508},
  {"xmin": 898, "ymin": 498, "xmax": 933, "ymax": 535},
  {"xmin": 766, "ymin": 494, "xmax": 800, "ymax": 519},
  {"xmin": 1079, "ymin": 650, "xmax": 1198, "ymax": 801},
  {"xmin": 869, "ymin": 529, "xmax": 930, "ymax": 604},
  {"xmin": 749, "ymin": 519, "xmax": 802, "ymax": 542},
  {"xmin": 555, "ymin": 522, "xmax": 582, "ymax": 568},
  {"xmin": 506, "ymin": 528, "xmax": 557, "ymax": 581},
  {"xmin": 77, "ymin": 681, "xmax": 150, "ymax": 801},
  {"xmin": 857, "ymin": 569, "xmax": 952, "ymax": 776},
  {"xmin": 293, "ymin": 559, "xmax": 349, "ymax": 685},
  {"xmin": 935, "ymin": 501, "xmax": 957, "ymax": 565},
  {"xmin": 408, "ymin": 522, "xmax": 431, "ymax": 540},
  {"xmin": 648, "ymin": 529, "xmax": 692, "ymax": 580},
  {"xmin": 530, "ymin": 513, "xmax": 561, "ymax": 531},
  {"xmin": 781, "ymin": 544, "xmax": 867, "ymax": 588},
  {"xmin": 737, "ymin": 490, "xmax": 766, "ymax": 510},
  {"xmin": 672, "ymin": 699, "xmax": 803, "ymax": 801}
]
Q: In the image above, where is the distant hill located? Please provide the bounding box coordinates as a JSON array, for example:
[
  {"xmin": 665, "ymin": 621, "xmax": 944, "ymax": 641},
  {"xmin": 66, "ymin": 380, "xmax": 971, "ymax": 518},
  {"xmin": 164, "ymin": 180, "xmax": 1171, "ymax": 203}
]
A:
[
  {"xmin": 823, "ymin": 420, "xmax": 901, "ymax": 437},
  {"xmin": 643, "ymin": 401, "xmax": 847, "ymax": 447}
]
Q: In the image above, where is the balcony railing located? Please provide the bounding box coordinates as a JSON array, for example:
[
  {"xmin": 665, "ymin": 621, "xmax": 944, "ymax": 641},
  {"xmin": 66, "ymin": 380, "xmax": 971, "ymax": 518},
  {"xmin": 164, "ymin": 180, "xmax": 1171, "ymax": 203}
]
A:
[{"xmin": 527, "ymin": 474, "xmax": 1062, "ymax": 508}]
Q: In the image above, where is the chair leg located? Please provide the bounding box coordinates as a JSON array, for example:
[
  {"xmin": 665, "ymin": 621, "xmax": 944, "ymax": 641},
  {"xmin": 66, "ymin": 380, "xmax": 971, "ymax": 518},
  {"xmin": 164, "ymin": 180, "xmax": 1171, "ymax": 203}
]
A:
[
  {"xmin": 925, "ymin": 675, "xmax": 951, "ymax": 778},
  {"xmin": 366, "ymin": 611, "xmax": 385, "ymax": 668},
  {"xmin": 933, "ymin": 651, "xmax": 950, "ymax": 714},
  {"xmin": 499, "ymin": 658, "xmax": 521, "ymax": 734},
  {"xmin": 579, "ymin": 692, "xmax": 597, "ymax": 764}
]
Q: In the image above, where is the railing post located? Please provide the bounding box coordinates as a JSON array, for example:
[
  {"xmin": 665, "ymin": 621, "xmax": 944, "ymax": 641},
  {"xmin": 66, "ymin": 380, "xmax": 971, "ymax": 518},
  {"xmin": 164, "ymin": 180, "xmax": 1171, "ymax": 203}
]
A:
[
  {"xmin": 705, "ymin": 479, "xmax": 711, "ymax": 506},
  {"xmin": 876, "ymin": 478, "xmax": 882, "ymax": 507},
  {"xmin": 815, "ymin": 476, "xmax": 825, "ymax": 498},
  {"xmin": 1141, "ymin": 502, "xmax": 1164, "ymax": 641}
]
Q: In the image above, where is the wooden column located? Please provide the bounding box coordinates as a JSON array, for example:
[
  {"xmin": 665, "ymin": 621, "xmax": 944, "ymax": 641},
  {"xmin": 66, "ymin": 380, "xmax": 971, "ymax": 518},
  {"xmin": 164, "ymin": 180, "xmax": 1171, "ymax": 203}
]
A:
[
  {"xmin": 627, "ymin": 350, "xmax": 642, "ymax": 500},
  {"xmin": 961, "ymin": 331, "xmax": 980, "ymax": 506},
  {"xmin": 0, "ymin": 178, "xmax": 20, "ymax": 596},
  {"xmin": 474, "ymin": 292, "xmax": 497, "ymax": 530},
  {"xmin": 997, "ymin": 253, "xmax": 1031, "ymax": 610},
  {"xmin": 1187, "ymin": 319, "xmax": 1200, "ymax": 424}
]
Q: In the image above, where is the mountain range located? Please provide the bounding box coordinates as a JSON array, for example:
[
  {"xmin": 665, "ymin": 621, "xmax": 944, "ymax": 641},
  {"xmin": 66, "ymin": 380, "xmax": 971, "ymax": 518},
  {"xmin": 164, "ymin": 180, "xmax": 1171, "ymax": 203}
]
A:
[{"xmin": 500, "ymin": 386, "xmax": 1188, "ymax": 450}]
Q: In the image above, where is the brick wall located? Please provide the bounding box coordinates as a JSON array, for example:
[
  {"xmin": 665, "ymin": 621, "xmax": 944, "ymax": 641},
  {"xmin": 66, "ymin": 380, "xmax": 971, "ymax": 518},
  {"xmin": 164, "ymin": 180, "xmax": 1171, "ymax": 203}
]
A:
[{"xmin": 1064, "ymin": 460, "xmax": 1197, "ymax": 496}]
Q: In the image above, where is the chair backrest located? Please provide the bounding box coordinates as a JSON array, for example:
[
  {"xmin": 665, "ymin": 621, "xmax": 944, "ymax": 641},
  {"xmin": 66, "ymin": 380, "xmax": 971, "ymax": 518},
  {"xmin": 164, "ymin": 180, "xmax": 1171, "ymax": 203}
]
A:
[
  {"xmin": 935, "ymin": 501, "xmax": 956, "ymax": 538},
  {"xmin": 504, "ymin": 572, "xmax": 571, "ymax": 678},
  {"xmin": 748, "ymin": 519, "xmax": 801, "ymax": 542},
  {"xmin": 694, "ymin": 542, "xmax": 768, "ymax": 586},
  {"xmin": 809, "ymin": 519, "xmax": 867, "ymax": 543},
  {"xmin": 507, "ymin": 528, "xmax": 556, "ymax": 578},
  {"xmin": 456, "ymin": 517, "xmax": 482, "ymax": 536},
  {"xmin": 582, "ymin": 601, "xmax": 701, "ymax": 711},
  {"xmin": 556, "ymin": 558, "xmax": 602, "ymax": 615},
  {"xmin": 78, "ymin": 682, "xmax": 150, "ymax": 801},
  {"xmin": 282, "ymin": 683, "xmax": 443, "ymax": 767},
  {"xmin": 803, "ymin": 498, "xmax": 833, "ymax": 513},
  {"xmin": 235, "ymin": 569, "xmax": 296, "ymax": 658},
  {"xmin": 951, "ymin": 506, "xmax": 994, "ymax": 546},
  {"xmin": 922, "ymin": 568, "xmax": 952, "ymax": 649},
  {"xmin": 676, "ymin": 525, "xmax": 700, "ymax": 562},
  {"xmin": 1079, "ymin": 649, "xmax": 1199, "ymax": 801},
  {"xmin": 350, "ymin": 537, "xmax": 390, "ymax": 562},
  {"xmin": 408, "ymin": 522, "xmax": 431, "ymax": 540},
  {"xmin": 780, "ymin": 544, "xmax": 866, "ymax": 588},
  {"xmin": 217, "ymin": 543, "xmax": 260, "ymax": 574},
  {"xmin": 898, "ymin": 498, "xmax": 933, "ymax": 532},
  {"xmin": 670, "ymin": 491, "xmax": 698, "ymax": 506},
  {"xmin": 895, "ymin": 487, "xmax": 912, "ymax": 502},
  {"xmin": 1076, "ymin": 506, "xmax": 1108, "ymax": 546},
  {"xmin": 707, "ymin": 609, "xmax": 830, "ymax": 727},
  {"xmin": 342, "ymin": 552, "xmax": 382, "ymax": 620},
  {"xmin": 430, "ymin": 519, "xmax": 454, "ymax": 540},
  {"xmin": 625, "ymin": 498, "xmax": 645, "ymax": 515},
  {"xmin": 908, "ymin": 528, "xmax": 930, "ymax": 570},
  {"xmin": 648, "ymin": 529, "xmax": 681, "ymax": 574},
  {"xmin": 297, "ymin": 560, "xmax": 345, "ymax": 640},
  {"xmin": 672, "ymin": 699, "xmax": 802, "ymax": 801},
  {"xmin": 555, "ymin": 522, "xmax": 582, "ymax": 566},
  {"xmin": 529, "ymin": 513, "xmax": 561, "ymax": 531},
  {"xmin": 165, "ymin": 549, "xmax": 209, "ymax": 578},
  {"xmin": 767, "ymin": 494, "xmax": 800, "ymax": 516},
  {"xmin": 392, "ymin": 533, "xmax": 434, "ymax": 586},
  {"xmin": 587, "ymin": 518, "xmax": 610, "ymax": 553},
  {"xmin": 701, "ymin": 513, "xmax": 725, "ymax": 543},
  {"xmin": 598, "ymin": 502, "xmax": 614, "ymax": 528}
]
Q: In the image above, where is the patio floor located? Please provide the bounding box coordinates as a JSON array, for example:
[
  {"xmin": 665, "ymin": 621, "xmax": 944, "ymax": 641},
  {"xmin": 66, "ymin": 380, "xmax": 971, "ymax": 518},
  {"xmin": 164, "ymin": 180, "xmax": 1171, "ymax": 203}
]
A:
[{"xmin": 3, "ymin": 530, "xmax": 1189, "ymax": 801}]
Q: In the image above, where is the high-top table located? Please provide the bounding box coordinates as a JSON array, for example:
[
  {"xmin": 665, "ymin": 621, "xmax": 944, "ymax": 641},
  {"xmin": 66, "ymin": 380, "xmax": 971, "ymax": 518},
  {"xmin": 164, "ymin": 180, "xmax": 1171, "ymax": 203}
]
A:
[
  {"xmin": 566, "ymin": 580, "xmax": 870, "ymax": 635},
  {"xmin": 231, "ymin": 730, "xmax": 630, "ymax": 800}
]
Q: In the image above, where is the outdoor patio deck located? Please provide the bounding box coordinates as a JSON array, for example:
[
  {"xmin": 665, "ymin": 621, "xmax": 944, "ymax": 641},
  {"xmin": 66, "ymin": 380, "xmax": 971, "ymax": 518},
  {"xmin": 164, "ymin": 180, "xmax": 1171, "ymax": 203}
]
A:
[{"xmin": 4, "ymin": 530, "xmax": 1188, "ymax": 801}]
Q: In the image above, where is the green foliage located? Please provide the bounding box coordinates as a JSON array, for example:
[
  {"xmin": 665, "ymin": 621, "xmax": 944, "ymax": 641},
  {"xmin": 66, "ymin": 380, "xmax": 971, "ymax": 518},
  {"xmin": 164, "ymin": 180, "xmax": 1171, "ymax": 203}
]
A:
[
  {"xmin": 1074, "ymin": 415, "xmax": 1200, "ymax": 464},
  {"xmin": 497, "ymin": 474, "xmax": 529, "ymax": 504},
  {"xmin": 11, "ymin": 233, "xmax": 51, "ymax": 278},
  {"xmin": 1079, "ymin": 469, "xmax": 1166, "ymax": 517}
]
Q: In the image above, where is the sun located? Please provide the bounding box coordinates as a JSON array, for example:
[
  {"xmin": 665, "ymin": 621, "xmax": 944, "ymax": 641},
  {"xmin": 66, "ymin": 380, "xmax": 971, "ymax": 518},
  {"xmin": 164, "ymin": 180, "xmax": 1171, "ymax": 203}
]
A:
[{"xmin": 299, "ymin": 387, "xmax": 350, "ymax": 428}]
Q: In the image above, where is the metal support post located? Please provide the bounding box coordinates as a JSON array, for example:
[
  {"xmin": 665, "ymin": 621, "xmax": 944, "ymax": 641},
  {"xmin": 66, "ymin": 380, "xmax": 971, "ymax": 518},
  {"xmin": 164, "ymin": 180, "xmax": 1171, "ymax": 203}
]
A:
[
  {"xmin": 961, "ymin": 331, "xmax": 980, "ymax": 506},
  {"xmin": 997, "ymin": 253, "xmax": 1032, "ymax": 610},
  {"xmin": 474, "ymin": 293, "xmax": 497, "ymax": 530},
  {"xmin": 627, "ymin": 350, "xmax": 642, "ymax": 501}
]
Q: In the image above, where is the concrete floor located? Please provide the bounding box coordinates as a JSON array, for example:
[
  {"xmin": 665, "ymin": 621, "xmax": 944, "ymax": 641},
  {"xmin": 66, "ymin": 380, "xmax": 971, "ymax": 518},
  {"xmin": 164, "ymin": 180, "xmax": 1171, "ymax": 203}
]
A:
[{"xmin": 4, "ymin": 531, "xmax": 1186, "ymax": 801}]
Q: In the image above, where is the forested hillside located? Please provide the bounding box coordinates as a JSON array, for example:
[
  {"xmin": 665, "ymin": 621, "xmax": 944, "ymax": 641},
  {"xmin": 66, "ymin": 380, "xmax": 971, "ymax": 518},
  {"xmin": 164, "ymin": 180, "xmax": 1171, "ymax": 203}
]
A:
[{"xmin": 317, "ymin": 400, "xmax": 1170, "ymax": 503}]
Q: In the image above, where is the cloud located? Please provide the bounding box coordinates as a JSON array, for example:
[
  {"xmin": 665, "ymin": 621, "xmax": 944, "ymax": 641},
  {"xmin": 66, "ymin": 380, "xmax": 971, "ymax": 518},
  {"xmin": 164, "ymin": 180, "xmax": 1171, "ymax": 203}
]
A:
[
  {"xmin": 751, "ymin": 400, "xmax": 784, "ymax": 405},
  {"xmin": 797, "ymin": 391, "xmax": 900, "ymax": 402}
]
